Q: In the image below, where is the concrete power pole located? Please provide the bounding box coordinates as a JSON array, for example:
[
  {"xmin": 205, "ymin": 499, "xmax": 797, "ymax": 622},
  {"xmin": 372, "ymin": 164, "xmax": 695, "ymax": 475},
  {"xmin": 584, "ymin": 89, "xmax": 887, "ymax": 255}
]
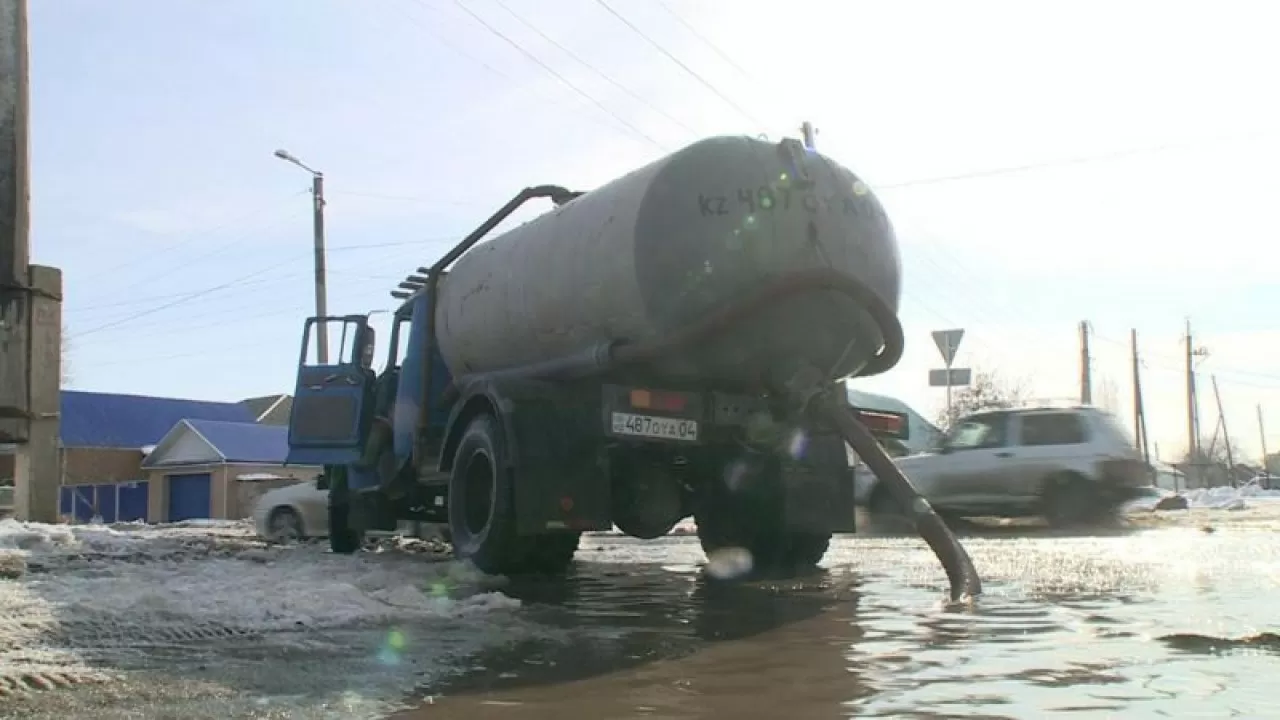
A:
[
  {"xmin": 1079, "ymin": 321, "xmax": 1092, "ymax": 404},
  {"xmin": 273, "ymin": 149, "xmax": 329, "ymax": 363},
  {"xmin": 1, "ymin": 0, "xmax": 62, "ymax": 523},
  {"xmin": 1130, "ymin": 329, "xmax": 1150, "ymax": 463},
  {"xmin": 311, "ymin": 172, "xmax": 328, "ymax": 358},
  {"xmin": 1211, "ymin": 375, "xmax": 1234, "ymax": 485},
  {"xmin": 1259, "ymin": 404, "xmax": 1269, "ymax": 474},
  {"xmin": 1184, "ymin": 319, "xmax": 1208, "ymax": 482},
  {"xmin": 0, "ymin": 0, "xmax": 30, "ymax": 443}
]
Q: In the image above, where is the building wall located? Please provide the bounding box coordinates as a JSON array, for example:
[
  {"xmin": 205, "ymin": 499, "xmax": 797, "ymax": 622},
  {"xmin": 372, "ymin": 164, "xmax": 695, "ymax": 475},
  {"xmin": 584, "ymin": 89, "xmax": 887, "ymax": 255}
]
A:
[
  {"xmin": 145, "ymin": 463, "xmax": 321, "ymax": 522},
  {"xmin": 61, "ymin": 447, "xmax": 145, "ymax": 486}
]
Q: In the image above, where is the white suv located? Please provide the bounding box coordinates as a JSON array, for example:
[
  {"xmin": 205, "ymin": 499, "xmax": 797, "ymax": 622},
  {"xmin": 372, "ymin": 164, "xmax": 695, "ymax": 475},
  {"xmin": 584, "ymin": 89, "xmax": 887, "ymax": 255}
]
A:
[{"xmin": 858, "ymin": 405, "xmax": 1154, "ymax": 526}]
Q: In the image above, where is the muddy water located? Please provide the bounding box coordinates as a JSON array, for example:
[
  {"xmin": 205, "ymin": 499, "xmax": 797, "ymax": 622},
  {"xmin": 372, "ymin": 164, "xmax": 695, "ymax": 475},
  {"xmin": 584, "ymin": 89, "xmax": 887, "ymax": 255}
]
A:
[{"xmin": 405, "ymin": 508, "xmax": 1280, "ymax": 719}]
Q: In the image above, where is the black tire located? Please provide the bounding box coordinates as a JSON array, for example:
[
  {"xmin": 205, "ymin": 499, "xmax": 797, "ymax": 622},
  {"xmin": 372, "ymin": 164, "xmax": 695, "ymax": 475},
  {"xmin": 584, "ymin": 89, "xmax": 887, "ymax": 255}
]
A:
[
  {"xmin": 448, "ymin": 413, "xmax": 578, "ymax": 576},
  {"xmin": 694, "ymin": 455, "xmax": 831, "ymax": 575},
  {"xmin": 1042, "ymin": 472, "xmax": 1102, "ymax": 528},
  {"xmin": 326, "ymin": 467, "xmax": 364, "ymax": 554},
  {"xmin": 327, "ymin": 501, "xmax": 363, "ymax": 554}
]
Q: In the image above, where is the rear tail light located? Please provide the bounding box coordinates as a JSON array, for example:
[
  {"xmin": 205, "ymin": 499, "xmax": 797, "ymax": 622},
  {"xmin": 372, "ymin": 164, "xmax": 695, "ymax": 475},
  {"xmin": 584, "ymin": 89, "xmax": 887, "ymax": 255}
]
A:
[{"xmin": 629, "ymin": 388, "xmax": 688, "ymax": 412}]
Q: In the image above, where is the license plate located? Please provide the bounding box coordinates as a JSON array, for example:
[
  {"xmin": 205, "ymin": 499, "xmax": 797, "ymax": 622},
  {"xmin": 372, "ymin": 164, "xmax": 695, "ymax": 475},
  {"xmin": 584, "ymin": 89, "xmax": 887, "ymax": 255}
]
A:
[{"xmin": 611, "ymin": 412, "xmax": 699, "ymax": 442}]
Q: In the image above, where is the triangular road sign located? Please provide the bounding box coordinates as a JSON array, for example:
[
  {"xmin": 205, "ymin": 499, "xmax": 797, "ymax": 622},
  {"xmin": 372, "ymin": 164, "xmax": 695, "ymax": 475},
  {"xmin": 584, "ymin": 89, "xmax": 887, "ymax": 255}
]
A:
[{"xmin": 931, "ymin": 329, "xmax": 965, "ymax": 366}]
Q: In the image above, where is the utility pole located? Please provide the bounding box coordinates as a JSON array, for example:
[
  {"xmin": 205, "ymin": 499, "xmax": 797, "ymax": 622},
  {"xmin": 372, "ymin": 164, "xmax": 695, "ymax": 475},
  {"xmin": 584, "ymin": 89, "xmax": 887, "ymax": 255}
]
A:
[
  {"xmin": 1130, "ymin": 329, "xmax": 1150, "ymax": 463},
  {"xmin": 1184, "ymin": 319, "xmax": 1201, "ymax": 477},
  {"xmin": 1, "ymin": 0, "xmax": 62, "ymax": 523},
  {"xmin": 800, "ymin": 121, "xmax": 817, "ymax": 150},
  {"xmin": 1079, "ymin": 321, "xmax": 1092, "ymax": 404},
  {"xmin": 1258, "ymin": 404, "xmax": 1269, "ymax": 474},
  {"xmin": 0, "ymin": 0, "xmax": 31, "ymax": 444},
  {"xmin": 274, "ymin": 149, "xmax": 329, "ymax": 363},
  {"xmin": 1211, "ymin": 375, "xmax": 1234, "ymax": 485}
]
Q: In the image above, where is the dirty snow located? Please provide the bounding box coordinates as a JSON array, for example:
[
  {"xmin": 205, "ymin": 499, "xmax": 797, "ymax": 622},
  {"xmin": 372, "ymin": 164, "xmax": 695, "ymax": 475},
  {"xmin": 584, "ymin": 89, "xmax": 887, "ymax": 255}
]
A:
[
  {"xmin": 0, "ymin": 519, "xmax": 543, "ymax": 718},
  {"xmin": 1123, "ymin": 484, "xmax": 1280, "ymax": 512}
]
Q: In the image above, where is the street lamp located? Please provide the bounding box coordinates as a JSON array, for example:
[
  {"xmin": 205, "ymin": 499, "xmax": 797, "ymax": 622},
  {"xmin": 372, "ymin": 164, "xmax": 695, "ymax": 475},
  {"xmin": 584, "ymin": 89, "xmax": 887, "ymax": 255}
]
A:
[{"xmin": 274, "ymin": 148, "xmax": 330, "ymax": 364}]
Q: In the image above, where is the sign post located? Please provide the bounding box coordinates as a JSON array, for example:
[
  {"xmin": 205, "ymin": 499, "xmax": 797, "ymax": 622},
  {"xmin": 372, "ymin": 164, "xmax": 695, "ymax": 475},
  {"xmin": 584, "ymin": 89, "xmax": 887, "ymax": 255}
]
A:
[{"xmin": 929, "ymin": 329, "xmax": 971, "ymax": 426}]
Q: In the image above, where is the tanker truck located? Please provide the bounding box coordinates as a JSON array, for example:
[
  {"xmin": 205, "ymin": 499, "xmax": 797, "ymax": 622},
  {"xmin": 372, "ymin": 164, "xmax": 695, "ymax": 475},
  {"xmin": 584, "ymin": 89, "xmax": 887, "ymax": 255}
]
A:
[{"xmin": 284, "ymin": 134, "xmax": 981, "ymax": 598}]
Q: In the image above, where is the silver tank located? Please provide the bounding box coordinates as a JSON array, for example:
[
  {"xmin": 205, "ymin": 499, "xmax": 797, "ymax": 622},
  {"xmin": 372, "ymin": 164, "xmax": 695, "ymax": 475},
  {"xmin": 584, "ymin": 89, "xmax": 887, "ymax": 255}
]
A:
[{"xmin": 435, "ymin": 135, "xmax": 903, "ymax": 388}]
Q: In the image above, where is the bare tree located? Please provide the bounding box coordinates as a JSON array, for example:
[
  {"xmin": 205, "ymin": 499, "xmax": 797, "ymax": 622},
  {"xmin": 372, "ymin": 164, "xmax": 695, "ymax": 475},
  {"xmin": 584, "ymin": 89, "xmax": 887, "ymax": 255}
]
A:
[{"xmin": 934, "ymin": 369, "xmax": 1027, "ymax": 431}]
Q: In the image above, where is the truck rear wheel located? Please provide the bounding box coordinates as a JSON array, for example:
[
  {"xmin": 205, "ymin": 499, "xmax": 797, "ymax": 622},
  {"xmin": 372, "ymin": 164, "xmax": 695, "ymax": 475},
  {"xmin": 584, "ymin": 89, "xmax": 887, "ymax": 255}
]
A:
[
  {"xmin": 448, "ymin": 413, "xmax": 578, "ymax": 576},
  {"xmin": 694, "ymin": 456, "xmax": 831, "ymax": 576}
]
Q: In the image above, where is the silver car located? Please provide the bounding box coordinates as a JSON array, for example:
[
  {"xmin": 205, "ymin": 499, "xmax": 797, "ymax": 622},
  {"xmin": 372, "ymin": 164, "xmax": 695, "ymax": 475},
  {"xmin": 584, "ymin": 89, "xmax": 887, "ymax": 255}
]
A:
[{"xmin": 859, "ymin": 405, "xmax": 1154, "ymax": 526}]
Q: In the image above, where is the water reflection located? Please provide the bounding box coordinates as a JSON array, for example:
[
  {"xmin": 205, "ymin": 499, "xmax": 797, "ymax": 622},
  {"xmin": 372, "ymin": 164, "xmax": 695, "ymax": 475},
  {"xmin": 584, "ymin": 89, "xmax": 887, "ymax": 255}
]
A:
[{"xmin": 403, "ymin": 525, "xmax": 1280, "ymax": 719}]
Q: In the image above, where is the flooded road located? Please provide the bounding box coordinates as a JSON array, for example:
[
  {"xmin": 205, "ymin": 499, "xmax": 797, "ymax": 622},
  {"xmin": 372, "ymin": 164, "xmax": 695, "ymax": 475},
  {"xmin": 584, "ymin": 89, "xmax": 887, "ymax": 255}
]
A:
[
  {"xmin": 4, "ymin": 504, "xmax": 1279, "ymax": 718},
  {"xmin": 406, "ymin": 506, "xmax": 1280, "ymax": 719}
]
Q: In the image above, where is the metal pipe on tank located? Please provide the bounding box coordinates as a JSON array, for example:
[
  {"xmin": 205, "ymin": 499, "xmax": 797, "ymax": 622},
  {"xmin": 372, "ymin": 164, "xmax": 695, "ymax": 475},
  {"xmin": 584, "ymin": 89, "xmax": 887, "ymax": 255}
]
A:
[{"xmin": 414, "ymin": 185, "xmax": 579, "ymax": 466}]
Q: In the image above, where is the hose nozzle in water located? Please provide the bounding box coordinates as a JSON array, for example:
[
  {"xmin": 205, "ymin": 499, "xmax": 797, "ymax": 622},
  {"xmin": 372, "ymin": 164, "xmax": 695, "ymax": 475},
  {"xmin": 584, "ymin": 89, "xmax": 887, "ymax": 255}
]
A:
[{"xmin": 777, "ymin": 365, "xmax": 983, "ymax": 602}]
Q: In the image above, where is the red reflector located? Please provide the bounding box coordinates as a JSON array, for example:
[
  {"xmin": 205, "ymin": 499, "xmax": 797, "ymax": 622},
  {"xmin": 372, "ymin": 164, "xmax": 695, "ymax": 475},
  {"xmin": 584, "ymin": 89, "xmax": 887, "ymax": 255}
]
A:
[
  {"xmin": 559, "ymin": 497, "xmax": 574, "ymax": 512},
  {"xmin": 630, "ymin": 388, "xmax": 687, "ymax": 412},
  {"xmin": 652, "ymin": 392, "xmax": 687, "ymax": 412}
]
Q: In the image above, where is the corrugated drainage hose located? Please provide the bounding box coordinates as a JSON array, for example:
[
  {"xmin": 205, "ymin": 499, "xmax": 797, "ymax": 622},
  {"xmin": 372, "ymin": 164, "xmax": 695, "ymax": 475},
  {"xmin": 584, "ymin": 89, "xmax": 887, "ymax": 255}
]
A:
[{"xmin": 782, "ymin": 366, "xmax": 982, "ymax": 602}]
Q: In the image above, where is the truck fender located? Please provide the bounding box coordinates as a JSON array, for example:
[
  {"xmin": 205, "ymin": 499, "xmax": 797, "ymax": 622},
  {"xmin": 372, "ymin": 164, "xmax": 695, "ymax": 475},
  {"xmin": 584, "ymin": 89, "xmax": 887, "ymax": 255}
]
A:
[
  {"xmin": 437, "ymin": 377, "xmax": 531, "ymax": 474},
  {"xmin": 436, "ymin": 376, "xmax": 611, "ymax": 535}
]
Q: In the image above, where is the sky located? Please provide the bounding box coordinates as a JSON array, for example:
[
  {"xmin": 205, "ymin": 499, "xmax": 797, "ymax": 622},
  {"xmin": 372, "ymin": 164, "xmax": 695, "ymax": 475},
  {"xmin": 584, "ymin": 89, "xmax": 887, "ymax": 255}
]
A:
[{"xmin": 26, "ymin": 0, "xmax": 1280, "ymax": 462}]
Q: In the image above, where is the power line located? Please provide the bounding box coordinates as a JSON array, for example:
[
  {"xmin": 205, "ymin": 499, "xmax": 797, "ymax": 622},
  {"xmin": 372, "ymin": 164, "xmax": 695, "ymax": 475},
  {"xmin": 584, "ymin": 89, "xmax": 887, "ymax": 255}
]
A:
[
  {"xmin": 450, "ymin": 0, "xmax": 668, "ymax": 150},
  {"xmin": 78, "ymin": 191, "xmax": 308, "ymax": 286},
  {"xmin": 393, "ymin": 0, "xmax": 512, "ymax": 79},
  {"xmin": 70, "ymin": 275, "xmax": 287, "ymax": 315},
  {"xmin": 651, "ymin": 0, "xmax": 756, "ymax": 81},
  {"xmin": 592, "ymin": 0, "xmax": 765, "ymax": 131},
  {"xmin": 488, "ymin": 0, "xmax": 699, "ymax": 136},
  {"xmin": 68, "ymin": 253, "xmax": 310, "ymax": 340},
  {"xmin": 875, "ymin": 126, "xmax": 1280, "ymax": 191}
]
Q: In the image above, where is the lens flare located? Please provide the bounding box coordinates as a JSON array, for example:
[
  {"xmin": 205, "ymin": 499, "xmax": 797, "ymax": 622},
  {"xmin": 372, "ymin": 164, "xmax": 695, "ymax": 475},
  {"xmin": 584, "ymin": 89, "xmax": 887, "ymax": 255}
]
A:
[{"xmin": 788, "ymin": 428, "xmax": 809, "ymax": 459}]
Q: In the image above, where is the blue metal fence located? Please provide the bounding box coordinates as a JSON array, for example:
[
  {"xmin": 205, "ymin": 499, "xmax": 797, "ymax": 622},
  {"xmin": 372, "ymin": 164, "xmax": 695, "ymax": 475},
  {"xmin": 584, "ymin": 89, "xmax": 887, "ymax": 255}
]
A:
[{"xmin": 58, "ymin": 481, "xmax": 149, "ymax": 523}]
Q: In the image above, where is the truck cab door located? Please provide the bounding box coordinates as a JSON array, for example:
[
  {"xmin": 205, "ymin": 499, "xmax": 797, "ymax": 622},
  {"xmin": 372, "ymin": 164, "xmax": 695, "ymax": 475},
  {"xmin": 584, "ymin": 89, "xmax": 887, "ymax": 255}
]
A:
[{"xmin": 286, "ymin": 315, "xmax": 377, "ymax": 466}]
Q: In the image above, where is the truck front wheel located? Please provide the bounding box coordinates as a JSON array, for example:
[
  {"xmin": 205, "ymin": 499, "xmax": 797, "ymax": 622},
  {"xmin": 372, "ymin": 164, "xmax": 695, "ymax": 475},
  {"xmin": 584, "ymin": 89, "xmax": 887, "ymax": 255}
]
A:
[
  {"xmin": 326, "ymin": 467, "xmax": 364, "ymax": 554},
  {"xmin": 447, "ymin": 413, "xmax": 578, "ymax": 576}
]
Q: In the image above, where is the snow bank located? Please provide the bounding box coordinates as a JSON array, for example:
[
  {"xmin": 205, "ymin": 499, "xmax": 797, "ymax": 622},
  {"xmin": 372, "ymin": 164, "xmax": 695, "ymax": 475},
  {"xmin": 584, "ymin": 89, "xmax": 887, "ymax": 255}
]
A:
[
  {"xmin": 0, "ymin": 519, "xmax": 515, "ymax": 629},
  {"xmin": 1123, "ymin": 484, "xmax": 1280, "ymax": 512},
  {"xmin": 0, "ymin": 519, "xmax": 525, "ymax": 703}
]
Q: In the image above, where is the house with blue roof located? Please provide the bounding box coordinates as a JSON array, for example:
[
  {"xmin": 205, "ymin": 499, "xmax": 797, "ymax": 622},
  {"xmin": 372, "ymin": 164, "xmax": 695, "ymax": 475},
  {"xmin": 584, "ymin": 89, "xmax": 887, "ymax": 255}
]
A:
[
  {"xmin": 4, "ymin": 389, "xmax": 312, "ymax": 524},
  {"xmin": 140, "ymin": 419, "xmax": 320, "ymax": 522}
]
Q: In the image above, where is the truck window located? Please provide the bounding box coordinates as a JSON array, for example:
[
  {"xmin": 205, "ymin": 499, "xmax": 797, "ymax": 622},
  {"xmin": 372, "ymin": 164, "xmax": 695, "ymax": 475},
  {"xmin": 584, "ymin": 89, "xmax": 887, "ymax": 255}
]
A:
[
  {"xmin": 390, "ymin": 316, "xmax": 412, "ymax": 369},
  {"xmin": 943, "ymin": 414, "xmax": 1008, "ymax": 451},
  {"xmin": 303, "ymin": 318, "xmax": 360, "ymax": 367},
  {"xmin": 1018, "ymin": 412, "xmax": 1088, "ymax": 446}
]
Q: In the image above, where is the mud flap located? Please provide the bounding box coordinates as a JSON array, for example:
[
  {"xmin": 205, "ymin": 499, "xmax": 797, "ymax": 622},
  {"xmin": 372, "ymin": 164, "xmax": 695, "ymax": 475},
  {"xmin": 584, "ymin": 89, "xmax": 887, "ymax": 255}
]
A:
[
  {"xmin": 780, "ymin": 431, "xmax": 856, "ymax": 533},
  {"xmin": 487, "ymin": 381, "xmax": 613, "ymax": 535}
]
